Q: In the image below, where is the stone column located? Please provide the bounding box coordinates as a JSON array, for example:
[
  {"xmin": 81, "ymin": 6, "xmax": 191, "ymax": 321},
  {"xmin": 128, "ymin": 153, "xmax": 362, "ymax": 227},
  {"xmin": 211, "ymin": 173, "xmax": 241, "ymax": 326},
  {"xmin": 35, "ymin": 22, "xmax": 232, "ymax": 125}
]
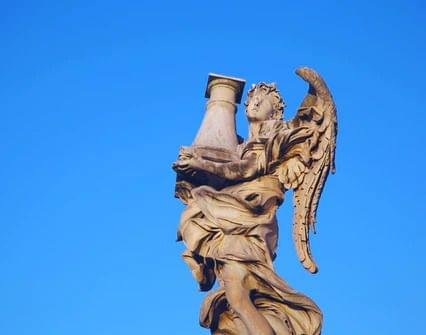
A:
[
  {"xmin": 175, "ymin": 73, "xmax": 246, "ymax": 201},
  {"xmin": 193, "ymin": 73, "xmax": 246, "ymax": 152}
]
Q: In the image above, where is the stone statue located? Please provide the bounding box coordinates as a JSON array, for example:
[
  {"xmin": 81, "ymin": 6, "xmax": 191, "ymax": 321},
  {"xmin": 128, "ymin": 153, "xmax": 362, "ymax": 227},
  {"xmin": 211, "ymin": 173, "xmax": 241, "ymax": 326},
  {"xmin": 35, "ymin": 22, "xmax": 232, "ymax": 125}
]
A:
[{"xmin": 172, "ymin": 67, "xmax": 337, "ymax": 335}]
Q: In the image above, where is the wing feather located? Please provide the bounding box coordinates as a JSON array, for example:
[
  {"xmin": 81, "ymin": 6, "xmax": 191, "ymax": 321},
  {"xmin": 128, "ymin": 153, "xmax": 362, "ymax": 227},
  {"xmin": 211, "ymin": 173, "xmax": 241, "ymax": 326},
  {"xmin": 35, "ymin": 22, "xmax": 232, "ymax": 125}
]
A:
[{"xmin": 288, "ymin": 67, "xmax": 337, "ymax": 273}]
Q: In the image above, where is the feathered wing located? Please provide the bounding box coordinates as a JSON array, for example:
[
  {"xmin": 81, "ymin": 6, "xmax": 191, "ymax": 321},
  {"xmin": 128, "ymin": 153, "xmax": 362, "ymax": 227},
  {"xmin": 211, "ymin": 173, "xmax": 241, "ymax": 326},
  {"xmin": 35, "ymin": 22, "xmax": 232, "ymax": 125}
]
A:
[{"xmin": 282, "ymin": 67, "xmax": 337, "ymax": 273}]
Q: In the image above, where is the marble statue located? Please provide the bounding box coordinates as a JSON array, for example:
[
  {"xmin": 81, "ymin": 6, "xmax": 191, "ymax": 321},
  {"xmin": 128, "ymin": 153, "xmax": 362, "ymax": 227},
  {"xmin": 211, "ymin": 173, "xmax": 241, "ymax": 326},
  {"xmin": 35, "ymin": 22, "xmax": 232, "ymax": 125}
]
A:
[{"xmin": 172, "ymin": 67, "xmax": 337, "ymax": 335}]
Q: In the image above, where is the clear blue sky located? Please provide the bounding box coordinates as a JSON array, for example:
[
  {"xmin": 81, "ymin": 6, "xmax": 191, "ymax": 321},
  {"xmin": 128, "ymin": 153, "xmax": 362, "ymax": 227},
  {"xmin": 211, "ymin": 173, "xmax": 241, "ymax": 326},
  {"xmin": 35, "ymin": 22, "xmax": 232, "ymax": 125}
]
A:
[{"xmin": 1, "ymin": 1, "xmax": 425, "ymax": 334}]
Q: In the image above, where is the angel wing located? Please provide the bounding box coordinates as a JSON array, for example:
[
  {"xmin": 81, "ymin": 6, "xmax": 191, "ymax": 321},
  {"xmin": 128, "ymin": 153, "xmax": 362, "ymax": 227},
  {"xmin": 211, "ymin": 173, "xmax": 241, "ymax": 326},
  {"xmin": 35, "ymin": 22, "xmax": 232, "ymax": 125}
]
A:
[{"xmin": 280, "ymin": 67, "xmax": 337, "ymax": 273}]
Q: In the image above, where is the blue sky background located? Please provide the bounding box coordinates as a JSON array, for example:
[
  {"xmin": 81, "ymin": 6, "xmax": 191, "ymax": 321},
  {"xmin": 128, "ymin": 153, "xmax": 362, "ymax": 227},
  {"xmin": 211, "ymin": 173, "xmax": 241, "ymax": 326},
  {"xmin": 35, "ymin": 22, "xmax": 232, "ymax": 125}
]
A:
[{"xmin": 1, "ymin": 1, "xmax": 425, "ymax": 334}]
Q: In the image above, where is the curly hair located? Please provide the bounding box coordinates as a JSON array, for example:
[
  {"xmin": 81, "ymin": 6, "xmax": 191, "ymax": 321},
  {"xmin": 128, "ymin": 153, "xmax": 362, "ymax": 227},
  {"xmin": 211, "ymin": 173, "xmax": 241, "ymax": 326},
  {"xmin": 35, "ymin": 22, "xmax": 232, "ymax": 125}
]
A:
[{"xmin": 245, "ymin": 82, "xmax": 286, "ymax": 120}]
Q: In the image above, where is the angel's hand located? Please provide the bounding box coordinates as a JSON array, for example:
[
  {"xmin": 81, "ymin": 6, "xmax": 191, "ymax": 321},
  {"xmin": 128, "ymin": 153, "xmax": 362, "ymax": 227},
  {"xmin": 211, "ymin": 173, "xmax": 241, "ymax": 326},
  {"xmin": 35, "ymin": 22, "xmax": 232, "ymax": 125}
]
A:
[
  {"xmin": 280, "ymin": 157, "xmax": 306, "ymax": 189},
  {"xmin": 178, "ymin": 146, "xmax": 199, "ymax": 161},
  {"xmin": 172, "ymin": 158, "xmax": 203, "ymax": 176}
]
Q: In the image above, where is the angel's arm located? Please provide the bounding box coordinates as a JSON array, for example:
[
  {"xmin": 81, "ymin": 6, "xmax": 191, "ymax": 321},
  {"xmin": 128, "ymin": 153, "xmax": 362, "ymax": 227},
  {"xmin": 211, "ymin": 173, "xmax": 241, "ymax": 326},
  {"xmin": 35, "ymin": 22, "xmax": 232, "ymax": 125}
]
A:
[
  {"xmin": 270, "ymin": 126, "xmax": 313, "ymax": 161},
  {"xmin": 173, "ymin": 152, "xmax": 259, "ymax": 182},
  {"xmin": 262, "ymin": 124, "xmax": 313, "ymax": 190},
  {"xmin": 277, "ymin": 143, "xmax": 310, "ymax": 189}
]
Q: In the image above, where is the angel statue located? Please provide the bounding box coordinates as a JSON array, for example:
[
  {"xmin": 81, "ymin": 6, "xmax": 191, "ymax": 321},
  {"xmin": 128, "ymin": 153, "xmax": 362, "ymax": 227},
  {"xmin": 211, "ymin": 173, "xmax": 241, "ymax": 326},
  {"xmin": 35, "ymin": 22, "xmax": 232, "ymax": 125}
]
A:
[{"xmin": 172, "ymin": 67, "xmax": 337, "ymax": 335}]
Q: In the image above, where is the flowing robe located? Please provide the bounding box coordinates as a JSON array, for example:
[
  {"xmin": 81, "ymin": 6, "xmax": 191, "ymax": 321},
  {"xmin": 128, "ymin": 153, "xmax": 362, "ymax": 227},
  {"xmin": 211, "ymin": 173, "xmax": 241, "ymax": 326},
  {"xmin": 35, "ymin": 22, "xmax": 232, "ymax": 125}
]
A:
[{"xmin": 178, "ymin": 121, "xmax": 322, "ymax": 335}]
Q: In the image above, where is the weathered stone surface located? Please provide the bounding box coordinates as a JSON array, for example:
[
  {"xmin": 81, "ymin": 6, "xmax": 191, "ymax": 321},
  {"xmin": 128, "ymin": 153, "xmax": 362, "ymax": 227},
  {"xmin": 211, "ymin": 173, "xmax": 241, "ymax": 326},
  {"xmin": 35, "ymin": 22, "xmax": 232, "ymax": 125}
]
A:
[{"xmin": 173, "ymin": 67, "xmax": 337, "ymax": 335}]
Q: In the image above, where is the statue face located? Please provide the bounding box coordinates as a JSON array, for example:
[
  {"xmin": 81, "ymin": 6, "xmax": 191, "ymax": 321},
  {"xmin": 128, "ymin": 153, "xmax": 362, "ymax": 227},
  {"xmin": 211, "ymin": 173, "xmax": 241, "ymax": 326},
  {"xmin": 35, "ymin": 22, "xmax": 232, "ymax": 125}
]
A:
[{"xmin": 245, "ymin": 92, "xmax": 274, "ymax": 122}]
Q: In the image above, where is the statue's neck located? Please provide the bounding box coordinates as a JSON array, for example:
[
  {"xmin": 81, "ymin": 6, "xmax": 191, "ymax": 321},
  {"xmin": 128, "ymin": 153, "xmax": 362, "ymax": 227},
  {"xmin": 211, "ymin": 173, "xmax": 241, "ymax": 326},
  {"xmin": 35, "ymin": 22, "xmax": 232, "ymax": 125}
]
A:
[
  {"xmin": 248, "ymin": 121, "xmax": 261, "ymax": 139},
  {"xmin": 248, "ymin": 120, "xmax": 280, "ymax": 139}
]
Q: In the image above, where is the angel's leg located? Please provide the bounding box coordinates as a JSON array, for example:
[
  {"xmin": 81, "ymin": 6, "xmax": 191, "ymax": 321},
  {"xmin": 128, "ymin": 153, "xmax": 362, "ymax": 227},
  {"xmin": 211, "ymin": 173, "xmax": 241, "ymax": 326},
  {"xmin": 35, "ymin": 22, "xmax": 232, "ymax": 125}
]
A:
[
  {"xmin": 212, "ymin": 319, "xmax": 249, "ymax": 335},
  {"xmin": 182, "ymin": 249, "xmax": 215, "ymax": 291},
  {"xmin": 221, "ymin": 261, "xmax": 275, "ymax": 335},
  {"xmin": 264, "ymin": 314, "xmax": 295, "ymax": 335}
]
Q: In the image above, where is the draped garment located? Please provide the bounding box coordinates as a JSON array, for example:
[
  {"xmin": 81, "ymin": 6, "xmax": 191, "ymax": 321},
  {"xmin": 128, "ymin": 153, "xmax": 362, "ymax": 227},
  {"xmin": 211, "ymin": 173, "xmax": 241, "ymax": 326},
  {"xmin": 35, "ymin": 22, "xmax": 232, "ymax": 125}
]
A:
[
  {"xmin": 178, "ymin": 176, "xmax": 322, "ymax": 335},
  {"xmin": 177, "ymin": 121, "xmax": 322, "ymax": 334}
]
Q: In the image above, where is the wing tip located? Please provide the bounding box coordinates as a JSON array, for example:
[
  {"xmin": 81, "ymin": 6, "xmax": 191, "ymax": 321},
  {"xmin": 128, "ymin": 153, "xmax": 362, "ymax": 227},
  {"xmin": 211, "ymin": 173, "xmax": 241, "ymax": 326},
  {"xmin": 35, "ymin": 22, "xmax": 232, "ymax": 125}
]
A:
[
  {"xmin": 295, "ymin": 66, "xmax": 312, "ymax": 79},
  {"xmin": 303, "ymin": 261, "xmax": 319, "ymax": 274}
]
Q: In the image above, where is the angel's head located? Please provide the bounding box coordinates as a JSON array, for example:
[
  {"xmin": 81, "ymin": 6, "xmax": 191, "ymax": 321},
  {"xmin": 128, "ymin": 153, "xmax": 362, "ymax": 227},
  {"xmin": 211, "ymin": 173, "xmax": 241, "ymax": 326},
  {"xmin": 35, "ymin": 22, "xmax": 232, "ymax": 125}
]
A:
[{"xmin": 245, "ymin": 82, "xmax": 285, "ymax": 122}]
